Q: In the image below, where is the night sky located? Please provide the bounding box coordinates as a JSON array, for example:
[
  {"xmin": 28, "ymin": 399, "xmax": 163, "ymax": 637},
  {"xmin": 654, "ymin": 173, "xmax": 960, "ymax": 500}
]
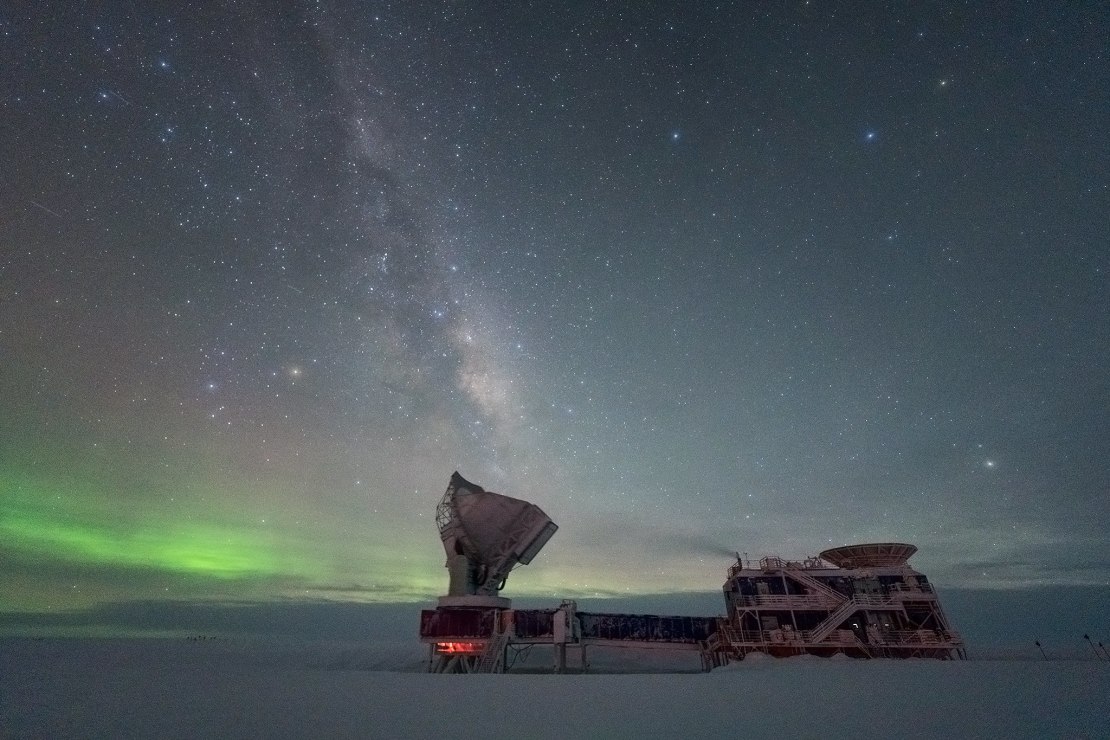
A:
[{"xmin": 2, "ymin": 2, "xmax": 1107, "ymax": 618}]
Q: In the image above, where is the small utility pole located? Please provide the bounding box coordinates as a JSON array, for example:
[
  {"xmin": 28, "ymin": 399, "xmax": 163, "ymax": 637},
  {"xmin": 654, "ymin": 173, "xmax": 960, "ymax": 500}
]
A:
[{"xmin": 1034, "ymin": 639, "xmax": 1047, "ymax": 660}]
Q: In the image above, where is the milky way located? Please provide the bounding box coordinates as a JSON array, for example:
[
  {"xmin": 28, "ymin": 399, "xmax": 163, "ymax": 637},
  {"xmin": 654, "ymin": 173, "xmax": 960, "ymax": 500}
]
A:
[{"xmin": 2, "ymin": 2, "xmax": 1107, "ymax": 616}]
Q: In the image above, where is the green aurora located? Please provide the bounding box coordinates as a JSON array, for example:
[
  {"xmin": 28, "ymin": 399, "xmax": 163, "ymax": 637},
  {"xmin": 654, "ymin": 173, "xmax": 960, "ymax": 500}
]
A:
[
  {"xmin": 0, "ymin": 470, "xmax": 449, "ymax": 612},
  {"xmin": 4, "ymin": 479, "xmax": 313, "ymax": 580}
]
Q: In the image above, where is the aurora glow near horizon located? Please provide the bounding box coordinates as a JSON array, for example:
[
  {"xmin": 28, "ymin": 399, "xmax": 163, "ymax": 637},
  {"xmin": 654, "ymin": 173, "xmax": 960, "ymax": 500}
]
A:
[{"xmin": 2, "ymin": 3, "xmax": 1107, "ymax": 617}]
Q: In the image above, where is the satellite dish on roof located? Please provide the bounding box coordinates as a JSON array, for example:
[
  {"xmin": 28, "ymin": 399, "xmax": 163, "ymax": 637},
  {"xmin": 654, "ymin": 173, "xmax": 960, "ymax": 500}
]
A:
[{"xmin": 819, "ymin": 542, "xmax": 917, "ymax": 568}]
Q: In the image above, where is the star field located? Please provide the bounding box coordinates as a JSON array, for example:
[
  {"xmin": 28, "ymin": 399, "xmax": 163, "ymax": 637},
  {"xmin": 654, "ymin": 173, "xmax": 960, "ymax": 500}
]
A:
[{"xmin": 1, "ymin": 2, "xmax": 1107, "ymax": 616}]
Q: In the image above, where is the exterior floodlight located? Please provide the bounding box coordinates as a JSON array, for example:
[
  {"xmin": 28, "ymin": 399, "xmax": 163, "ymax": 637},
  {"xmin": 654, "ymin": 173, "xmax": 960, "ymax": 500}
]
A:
[{"xmin": 436, "ymin": 471, "xmax": 557, "ymax": 601}]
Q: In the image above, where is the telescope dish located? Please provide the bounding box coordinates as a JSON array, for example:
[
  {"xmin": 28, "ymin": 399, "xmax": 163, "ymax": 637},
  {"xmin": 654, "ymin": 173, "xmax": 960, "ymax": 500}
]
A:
[
  {"xmin": 437, "ymin": 472, "xmax": 558, "ymax": 597},
  {"xmin": 819, "ymin": 542, "xmax": 917, "ymax": 568}
]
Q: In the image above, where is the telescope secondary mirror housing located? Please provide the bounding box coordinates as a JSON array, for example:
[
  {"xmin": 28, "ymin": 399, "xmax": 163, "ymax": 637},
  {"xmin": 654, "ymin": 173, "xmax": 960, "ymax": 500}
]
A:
[{"xmin": 435, "ymin": 471, "xmax": 558, "ymax": 608}]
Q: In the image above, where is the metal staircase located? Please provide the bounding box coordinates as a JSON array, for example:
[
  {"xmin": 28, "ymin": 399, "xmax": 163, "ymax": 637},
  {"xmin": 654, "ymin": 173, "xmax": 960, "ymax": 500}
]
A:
[
  {"xmin": 807, "ymin": 599, "xmax": 863, "ymax": 643},
  {"xmin": 475, "ymin": 629, "xmax": 511, "ymax": 673},
  {"xmin": 807, "ymin": 595, "xmax": 905, "ymax": 644},
  {"xmin": 782, "ymin": 569, "xmax": 848, "ymax": 604}
]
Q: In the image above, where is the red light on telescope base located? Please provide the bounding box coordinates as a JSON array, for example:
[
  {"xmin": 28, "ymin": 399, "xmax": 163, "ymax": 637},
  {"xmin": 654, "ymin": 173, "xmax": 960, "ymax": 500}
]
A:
[{"xmin": 436, "ymin": 641, "xmax": 484, "ymax": 655}]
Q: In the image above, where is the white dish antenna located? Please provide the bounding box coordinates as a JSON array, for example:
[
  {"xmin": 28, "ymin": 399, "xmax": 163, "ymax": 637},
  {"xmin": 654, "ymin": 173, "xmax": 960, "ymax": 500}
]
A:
[{"xmin": 437, "ymin": 472, "xmax": 558, "ymax": 597}]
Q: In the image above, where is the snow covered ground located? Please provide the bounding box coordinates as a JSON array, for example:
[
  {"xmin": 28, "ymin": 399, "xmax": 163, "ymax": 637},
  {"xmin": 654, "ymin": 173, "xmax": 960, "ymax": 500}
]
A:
[{"xmin": 3, "ymin": 637, "xmax": 1107, "ymax": 739}]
